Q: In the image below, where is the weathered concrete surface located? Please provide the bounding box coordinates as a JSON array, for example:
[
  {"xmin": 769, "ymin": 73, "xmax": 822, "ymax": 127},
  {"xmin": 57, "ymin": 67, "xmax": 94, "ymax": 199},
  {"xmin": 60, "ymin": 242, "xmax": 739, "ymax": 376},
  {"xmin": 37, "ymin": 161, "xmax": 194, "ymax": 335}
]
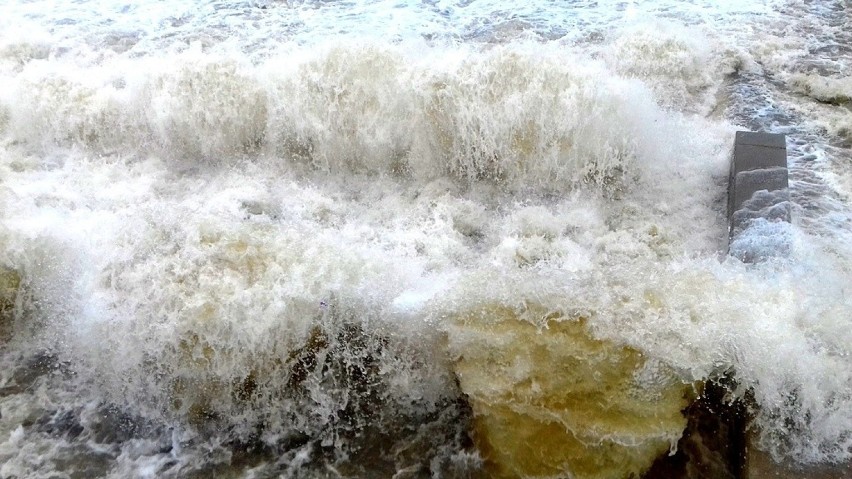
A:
[{"xmin": 727, "ymin": 131, "xmax": 790, "ymax": 243}]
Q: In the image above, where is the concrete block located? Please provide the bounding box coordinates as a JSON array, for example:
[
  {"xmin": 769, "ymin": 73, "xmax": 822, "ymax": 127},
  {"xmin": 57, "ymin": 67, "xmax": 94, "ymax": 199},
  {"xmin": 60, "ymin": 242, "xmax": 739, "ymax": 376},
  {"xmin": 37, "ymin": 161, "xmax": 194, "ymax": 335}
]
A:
[
  {"xmin": 730, "ymin": 144, "xmax": 787, "ymax": 176},
  {"xmin": 730, "ymin": 168, "xmax": 789, "ymax": 218},
  {"xmin": 727, "ymin": 132, "xmax": 789, "ymax": 245},
  {"xmin": 734, "ymin": 131, "xmax": 787, "ymax": 149}
]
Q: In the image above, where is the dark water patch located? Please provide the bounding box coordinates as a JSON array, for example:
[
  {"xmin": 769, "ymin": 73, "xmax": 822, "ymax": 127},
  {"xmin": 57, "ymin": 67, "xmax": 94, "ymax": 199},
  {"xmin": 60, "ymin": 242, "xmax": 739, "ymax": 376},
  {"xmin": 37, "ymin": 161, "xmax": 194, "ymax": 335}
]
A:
[
  {"xmin": 163, "ymin": 437, "xmax": 278, "ymax": 479},
  {"xmin": 120, "ymin": 299, "xmax": 480, "ymax": 478},
  {"xmin": 644, "ymin": 376, "xmax": 750, "ymax": 479},
  {"xmin": 51, "ymin": 449, "xmax": 116, "ymax": 479},
  {"xmin": 0, "ymin": 353, "xmax": 63, "ymax": 397},
  {"xmin": 271, "ymin": 321, "xmax": 474, "ymax": 476},
  {"xmin": 36, "ymin": 409, "xmax": 84, "ymax": 440},
  {"xmin": 141, "ymin": 394, "xmax": 475, "ymax": 478},
  {"xmin": 85, "ymin": 404, "xmax": 161, "ymax": 445}
]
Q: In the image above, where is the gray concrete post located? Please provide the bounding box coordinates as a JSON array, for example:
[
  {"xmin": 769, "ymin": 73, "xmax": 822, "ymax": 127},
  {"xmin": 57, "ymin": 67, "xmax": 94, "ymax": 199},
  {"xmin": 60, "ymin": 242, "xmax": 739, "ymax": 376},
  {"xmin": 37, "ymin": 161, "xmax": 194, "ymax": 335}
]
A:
[
  {"xmin": 727, "ymin": 131, "xmax": 790, "ymax": 262},
  {"xmin": 728, "ymin": 131, "xmax": 851, "ymax": 479}
]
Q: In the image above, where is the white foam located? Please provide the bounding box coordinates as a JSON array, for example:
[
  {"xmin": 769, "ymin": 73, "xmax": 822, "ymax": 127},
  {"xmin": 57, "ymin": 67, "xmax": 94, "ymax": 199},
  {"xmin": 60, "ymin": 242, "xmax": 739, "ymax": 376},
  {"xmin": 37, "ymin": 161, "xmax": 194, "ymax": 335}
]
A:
[{"xmin": 1, "ymin": 0, "xmax": 851, "ymax": 474}]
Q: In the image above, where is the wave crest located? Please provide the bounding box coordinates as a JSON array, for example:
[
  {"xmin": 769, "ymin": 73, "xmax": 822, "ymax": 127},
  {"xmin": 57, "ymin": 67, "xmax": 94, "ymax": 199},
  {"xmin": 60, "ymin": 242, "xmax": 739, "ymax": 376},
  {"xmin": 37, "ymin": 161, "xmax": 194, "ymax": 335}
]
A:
[{"xmin": 4, "ymin": 44, "xmax": 675, "ymax": 189}]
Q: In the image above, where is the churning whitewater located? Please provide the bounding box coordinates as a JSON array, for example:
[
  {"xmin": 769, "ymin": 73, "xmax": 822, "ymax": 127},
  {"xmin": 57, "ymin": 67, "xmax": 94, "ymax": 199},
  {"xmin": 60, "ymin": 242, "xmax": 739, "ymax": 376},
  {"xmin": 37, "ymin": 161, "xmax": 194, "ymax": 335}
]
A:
[{"xmin": 0, "ymin": 0, "xmax": 850, "ymax": 478}]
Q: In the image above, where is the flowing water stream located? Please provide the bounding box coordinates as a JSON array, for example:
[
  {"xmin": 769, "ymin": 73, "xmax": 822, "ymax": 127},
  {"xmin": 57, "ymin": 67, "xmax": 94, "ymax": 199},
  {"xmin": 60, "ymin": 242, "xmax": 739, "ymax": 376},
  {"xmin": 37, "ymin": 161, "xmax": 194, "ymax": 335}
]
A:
[{"xmin": 0, "ymin": 1, "xmax": 850, "ymax": 477}]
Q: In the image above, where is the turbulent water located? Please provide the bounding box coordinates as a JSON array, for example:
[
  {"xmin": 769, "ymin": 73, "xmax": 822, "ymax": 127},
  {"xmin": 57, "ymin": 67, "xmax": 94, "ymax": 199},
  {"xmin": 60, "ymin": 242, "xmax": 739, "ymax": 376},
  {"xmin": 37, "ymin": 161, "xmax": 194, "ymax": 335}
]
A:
[{"xmin": 0, "ymin": 0, "xmax": 850, "ymax": 477}]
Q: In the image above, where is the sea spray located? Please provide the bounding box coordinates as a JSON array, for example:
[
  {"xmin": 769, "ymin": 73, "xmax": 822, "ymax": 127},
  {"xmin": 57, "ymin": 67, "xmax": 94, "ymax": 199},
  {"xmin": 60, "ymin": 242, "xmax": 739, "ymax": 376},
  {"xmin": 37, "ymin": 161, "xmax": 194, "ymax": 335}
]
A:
[
  {"xmin": 0, "ymin": 0, "xmax": 851, "ymax": 477},
  {"xmin": 4, "ymin": 44, "xmax": 671, "ymax": 189}
]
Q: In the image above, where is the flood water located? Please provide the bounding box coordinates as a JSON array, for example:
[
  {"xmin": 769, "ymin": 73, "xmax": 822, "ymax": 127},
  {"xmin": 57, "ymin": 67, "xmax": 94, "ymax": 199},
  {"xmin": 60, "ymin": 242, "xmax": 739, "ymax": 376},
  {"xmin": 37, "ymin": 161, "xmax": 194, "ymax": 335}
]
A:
[{"xmin": 0, "ymin": 0, "xmax": 850, "ymax": 477}]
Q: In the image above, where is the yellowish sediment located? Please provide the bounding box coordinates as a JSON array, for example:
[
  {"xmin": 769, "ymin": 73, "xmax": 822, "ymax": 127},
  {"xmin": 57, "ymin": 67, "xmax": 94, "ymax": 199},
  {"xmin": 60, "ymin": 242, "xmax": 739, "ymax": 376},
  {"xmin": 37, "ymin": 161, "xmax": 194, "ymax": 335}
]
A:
[
  {"xmin": 447, "ymin": 304, "xmax": 696, "ymax": 479},
  {"xmin": 0, "ymin": 266, "xmax": 20, "ymax": 341}
]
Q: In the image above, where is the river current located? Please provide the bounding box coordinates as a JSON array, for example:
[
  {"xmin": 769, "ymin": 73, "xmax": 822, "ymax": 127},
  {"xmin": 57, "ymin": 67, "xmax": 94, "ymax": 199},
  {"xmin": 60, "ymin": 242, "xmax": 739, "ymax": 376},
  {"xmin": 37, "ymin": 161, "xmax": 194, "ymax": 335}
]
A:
[{"xmin": 0, "ymin": 1, "xmax": 850, "ymax": 478}]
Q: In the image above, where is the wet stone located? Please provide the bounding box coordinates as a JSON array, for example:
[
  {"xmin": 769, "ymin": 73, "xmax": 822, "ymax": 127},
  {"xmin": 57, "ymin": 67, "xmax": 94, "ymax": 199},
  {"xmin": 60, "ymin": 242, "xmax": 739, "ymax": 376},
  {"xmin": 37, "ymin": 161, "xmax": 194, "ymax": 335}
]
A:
[
  {"xmin": 727, "ymin": 131, "xmax": 790, "ymax": 254},
  {"xmin": 730, "ymin": 183, "xmax": 792, "ymax": 241},
  {"xmin": 734, "ymin": 131, "xmax": 787, "ymax": 149},
  {"xmin": 730, "ymin": 168, "xmax": 790, "ymax": 216}
]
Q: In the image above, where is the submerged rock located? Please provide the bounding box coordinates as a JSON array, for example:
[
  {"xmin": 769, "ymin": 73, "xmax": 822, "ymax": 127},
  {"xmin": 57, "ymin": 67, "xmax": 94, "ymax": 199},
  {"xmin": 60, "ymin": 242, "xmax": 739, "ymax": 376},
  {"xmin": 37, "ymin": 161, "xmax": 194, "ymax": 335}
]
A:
[{"xmin": 446, "ymin": 304, "xmax": 696, "ymax": 479}]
